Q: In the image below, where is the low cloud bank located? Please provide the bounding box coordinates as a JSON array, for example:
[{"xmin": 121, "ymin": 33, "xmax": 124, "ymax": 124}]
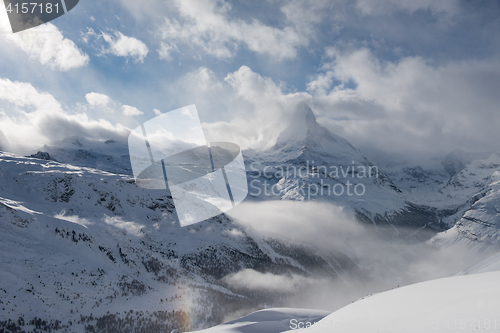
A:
[{"xmin": 227, "ymin": 200, "xmax": 488, "ymax": 311}]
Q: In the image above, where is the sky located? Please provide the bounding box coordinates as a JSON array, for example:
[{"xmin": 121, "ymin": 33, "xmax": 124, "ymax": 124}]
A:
[{"xmin": 0, "ymin": 0, "xmax": 499, "ymax": 161}]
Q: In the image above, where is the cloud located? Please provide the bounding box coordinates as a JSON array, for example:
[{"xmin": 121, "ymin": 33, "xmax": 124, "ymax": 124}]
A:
[
  {"xmin": 355, "ymin": 0, "xmax": 460, "ymax": 16},
  {"xmin": 84, "ymin": 92, "xmax": 144, "ymax": 117},
  {"xmin": 227, "ymin": 200, "xmax": 487, "ymax": 310},
  {"xmin": 85, "ymin": 92, "xmax": 112, "ymax": 108},
  {"xmin": 55, "ymin": 211, "xmax": 93, "ymax": 228},
  {"xmin": 167, "ymin": 66, "xmax": 310, "ymax": 151},
  {"xmin": 0, "ymin": 78, "xmax": 130, "ymax": 153},
  {"xmin": 103, "ymin": 215, "xmax": 145, "ymax": 236},
  {"xmin": 0, "ymin": 0, "xmax": 12, "ymax": 34},
  {"xmin": 3, "ymin": 22, "xmax": 89, "ymax": 71},
  {"xmin": 0, "ymin": 77, "xmax": 62, "ymax": 111},
  {"xmin": 157, "ymin": 42, "xmax": 177, "ymax": 61},
  {"xmin": 223, "ymin": 269, "xmax": 317, "ymax": 293},
  {"xmin": 306, "ymin": 48, "xmax": 500, "ymax": 157},
  {"xmin": 157, "ymin": 0, "xmax": 306, "ymax": 60},
  {"xmin": 0, "ymin": 128, "xmax": 9, "ymax": 151},
  {"xmin": 168, "ymin": 50, "xmax": 500, "ymax": 160},
  {"xmin": 222, "ymin": 228, "xmax": 244, "ymax": 238},
  {"xmin": 122, "ymin": 105, "xmax": 144, "ymax": 116},
  {"xmin": 153, "ymin": 109, "xmax": 162, "ymax": 116},
  {"xmin": 228, "ymin": 201, "xmax": 367, "ymax": 254},
  {"xmin": 280, "ymin": 0, "xmax": 340, "ymax": 38},
  {"xmin": 101, "ymin": 31, "xmax": 149, "ymax": 63},
  {"xmin": 85, "ymin": 92, "xmax": 117, "ymax": 113}
]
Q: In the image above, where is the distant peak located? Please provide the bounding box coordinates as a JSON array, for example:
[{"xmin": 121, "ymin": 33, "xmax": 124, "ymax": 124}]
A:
[
  {"xmin": 274, "ymin": 102, "xmax": 344, "ymax": 152},
  {"xmin": 72, "ymin": 139, "xmax": 83, "ymax": 147},
  {"xmin": 289, "ymin": 102, "xmax": 317, "ymax": 128}
]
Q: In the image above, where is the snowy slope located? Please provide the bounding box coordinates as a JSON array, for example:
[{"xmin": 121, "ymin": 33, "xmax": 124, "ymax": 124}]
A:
[
  {"xmin": 283, "ymin": 270, "xmax": 500, "ymax": 333},
  {"xmin": 187, "ymin": 308, "xmax": 330, "ymax": 333},
  {"xmin": 186, "ymin": 265, "xmax": 500, "ymax": 333},
  {"xmin": 32, "ymin": 136, "xmax": 133, "ymax": 175},
  {"xmin": 429, "ymin": 152, "xmax": 500, "ymax": 253},
  {"xmin": 442, "ymin": 149, "xmax": 492, "ymax": 176},
  {"xmin": 458, "ymin": 251, "xmax": 500, "ymax": 275}
]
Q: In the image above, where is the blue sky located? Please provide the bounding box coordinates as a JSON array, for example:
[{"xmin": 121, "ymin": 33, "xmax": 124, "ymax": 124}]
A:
[{"xmin": 0, "ymin": 0, "xmax": 500, "ymax": 161}]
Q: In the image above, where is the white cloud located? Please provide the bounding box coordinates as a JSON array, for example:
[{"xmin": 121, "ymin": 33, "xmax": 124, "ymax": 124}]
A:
[
  {"xmin": 356, "ymin": 0, "xmax": 460, "ymax": 15},
  {"xmin": 81, "ymin": 27, "xmax": 97, "ymax": 44},
  {"xmin": 0, "ymin": 128, "xmax": 10, "ymax": 151},
  {"xmin": 85, "ymin": 92, "xmax": 112, "ymax": 108},
  {"xmin": 306, "ymin": 48, "xmax": 500, "ymax": 157},
  {"xmin": 101, "ymin": 31, "xmax": 149, "ymax": 63},
  {"xmin": 223, "ymin": 269, "xmax": 317, "ymax": 293},
  {"xmin": 122, "ymin": 105, "xmax": 143, "ymax": 116},
  {"xmin": 222, "ymin": 228, "xmax": 244, "ymax": 238},
  {"xmin": 280, "ymin": 0, "xmax": 339, "ymax": 38},
  {"xmin": 84, "ymin": 92, "xmax": 144, "ymax": 116},
  {"xmin": 158, "ymin": 0, "xmax": 306, "ymax": 60},
  {"xmin": 0, "ymin": 78, "xmax": 130, "ymax": 153},
  {"xmin": 169, "ymin": 66, "xmax": 310, "ymax": 151},
  {"xmin": 0, "ymin": 77, "xmax": 62, "ymax": 111},
  {"xmin": 169, "ymin": 50, "xmax": 500, "ymax": 159},
  {"xmin": 103, "ymin": 215, "xmax": 144, "ymax": 236},
  {"xmin": 0, "ymin": 0, "xmax": 12, "ymax": 34},
  {"xmin": 157, "ymin": 42, "xmax": 177, "ymax": 61},
  {"xmin": 55, "ymin": 210, "xmax": 93, "ymax": 228},
  {"xmin": 228, "ymin": 200, "xmax": 487, "ymax": 310},
  {"xmin": 3, "ymin": 23, "xmax": 89, "ymax": 71},
  {"xmin": 153, "ymin": 109, "xmax": 162, "ymax": 116}
]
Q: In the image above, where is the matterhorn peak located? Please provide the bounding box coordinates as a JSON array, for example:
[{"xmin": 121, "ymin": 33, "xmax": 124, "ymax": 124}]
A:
[
  {"xmin": 262, "ymin": 102, "xmax": 366, "ymax": 165},
  {"xmin": 273, "ymin": 102, "xmax": 352, "ymax": 152},
  {"xmin": 291, "ymin": 101, "xmax": 318, "ymax": 127}
]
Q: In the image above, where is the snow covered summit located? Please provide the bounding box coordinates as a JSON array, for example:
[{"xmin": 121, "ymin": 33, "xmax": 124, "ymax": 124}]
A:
[
  {"xmin": 261, "ymin": 103, "xmax": 366, "ymax": 167},
  {"xmin": 246, "ymin": 103, "xmax": 445, "ymax": 236}
]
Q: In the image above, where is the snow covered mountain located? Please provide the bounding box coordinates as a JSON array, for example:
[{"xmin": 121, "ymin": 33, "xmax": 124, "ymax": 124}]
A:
[
  {"xmin": 442, "ymin": 149, "xmax": 491, "ymax": 176},
  {"xmin": 34, "ymin": 137, "xmax": 133, "ymax": 175},
  {"xmin": 300, "ymin": 269, "xmax": 500, "ymax": 333},
  {"xmin": 244, "ymin": 103, "xmax": 447, "ymax": 237},
  {"xmin": 2, "ymin": 102, "xmax": 500, "ymax": 332},
  {"xmin": 430, "ymin": 152, "xmax": 500, "ymax": 253},
  {"xmin": 0, "ymin": 151, "xmax": 360, "ymax": 332},
  {"xmin": 29, "ymin": 104, "xmax": 450, "ymax": 238}
]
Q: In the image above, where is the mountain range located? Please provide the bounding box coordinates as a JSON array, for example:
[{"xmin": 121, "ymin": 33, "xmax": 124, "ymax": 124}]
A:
[{"xmin": 1, "ymin": 103, "xmax": 499, "ymax": 332}]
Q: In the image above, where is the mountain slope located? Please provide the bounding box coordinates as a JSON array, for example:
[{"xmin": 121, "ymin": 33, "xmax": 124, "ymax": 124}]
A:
[
  {"xmin": 187, "ymin": 308, "xmax": 331, "ymax": 333},
  {"xmin": 34, "ymin": 136, "xmax": 133, "ymax": 175},
  {"xmin": 0, "ymin": 151, "xmax": 357, "ymax": 332},
  {"xmin": 442, "ymin": 149, "xmax": 491, "ymax": 176},
  {"xmin": 430, "ymin": 152, "xmax": 500, "ymax": 253},
  {"xmin": 282, "ymin": 270, "xmax": 500, "ymax": 333}
]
